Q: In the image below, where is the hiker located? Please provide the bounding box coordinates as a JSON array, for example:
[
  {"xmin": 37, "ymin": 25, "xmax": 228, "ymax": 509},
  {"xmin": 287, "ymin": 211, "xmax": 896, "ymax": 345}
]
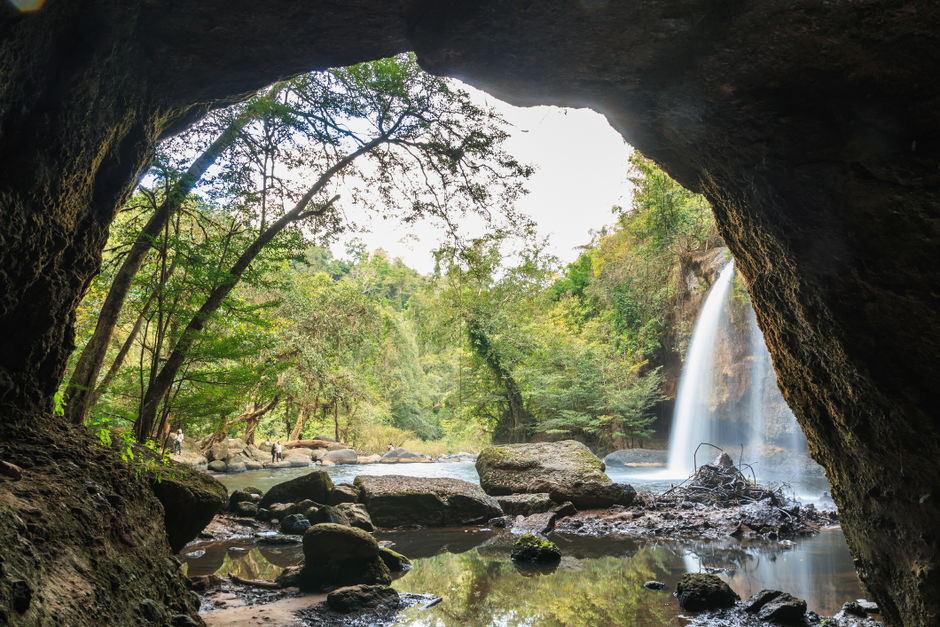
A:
[
  {"xmin": 173, "ymin": 429, "xmax": 183, "ymax": 455},
  {"xmin": 271, "ymin": 441, "xmax": 278, "ymax": 463},
  {"xmin": 276, "ymin": 441, "xmax": 283, "ymax": 461}
]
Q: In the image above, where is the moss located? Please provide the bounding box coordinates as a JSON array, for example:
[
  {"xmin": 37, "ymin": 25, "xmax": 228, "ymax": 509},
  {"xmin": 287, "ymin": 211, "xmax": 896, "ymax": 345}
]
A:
[{"xmin": 510, "ymin": 534, "xmax": 561, "ymax": 564}]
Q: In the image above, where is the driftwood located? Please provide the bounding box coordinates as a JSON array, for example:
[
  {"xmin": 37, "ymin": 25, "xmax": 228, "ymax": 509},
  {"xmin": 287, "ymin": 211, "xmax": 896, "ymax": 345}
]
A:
[{"xmin": 281, "ymin": 439, "xmax": 335, "ymax": 449}]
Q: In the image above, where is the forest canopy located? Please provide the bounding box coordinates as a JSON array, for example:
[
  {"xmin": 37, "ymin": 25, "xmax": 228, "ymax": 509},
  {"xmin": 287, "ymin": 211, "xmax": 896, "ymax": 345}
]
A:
[{"xmin": 62, "ymin": 54, "xmax": 718, "ymax": 456}]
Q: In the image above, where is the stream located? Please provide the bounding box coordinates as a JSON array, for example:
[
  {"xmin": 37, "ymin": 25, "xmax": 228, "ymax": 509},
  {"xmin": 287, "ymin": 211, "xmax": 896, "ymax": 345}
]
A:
[{"xmin": 185, "ymin": 461, "xmax": 864, "ymax": 625}]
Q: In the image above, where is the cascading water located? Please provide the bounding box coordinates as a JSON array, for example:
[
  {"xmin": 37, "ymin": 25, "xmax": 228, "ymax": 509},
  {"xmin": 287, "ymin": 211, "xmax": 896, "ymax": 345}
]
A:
[
  {"xmin": 662, "ymin": 257, "xmax": 824, "ymax": 496},
  {"xmin": 665, "ymin": 261, "xmax": 736, "ymax": 476}
]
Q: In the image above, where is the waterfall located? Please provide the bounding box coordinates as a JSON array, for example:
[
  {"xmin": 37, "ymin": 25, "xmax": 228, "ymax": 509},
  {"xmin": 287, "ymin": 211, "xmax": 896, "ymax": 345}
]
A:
[{"xmin": 665, "ymin": 261, "xmax": 736, "ymax": 476}]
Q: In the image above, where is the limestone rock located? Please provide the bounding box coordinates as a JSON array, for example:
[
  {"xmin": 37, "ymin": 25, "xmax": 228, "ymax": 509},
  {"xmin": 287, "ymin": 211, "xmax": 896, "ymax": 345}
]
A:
[
  {"xmin": 675, "ymin": 573, "xmax": 739, "ymax": 611},
  {"xmin": 259, "ymin": 471, "xmax": 334, "ymax": 509},
  {"xmin": 149, "ymin": 463, "xmax": 227, "ymax": 552},
  {"xmin": 298, "ymin": 523, "xmax": 391, "ymax": 591},
  {"xmin": 475, "ymin": 441, "xmax": 608, "ymax": 496},
  {"xmin": 336, "ymin": 502, "xmax": 375, "ymax": 531},
  {"xmin": 323, "ymin": 448, "xmax": 358, "ymax": 465},
  {"xmin": 511, "ymin": 511, "xmax": 557, "ymax": 535},
  {"xmin": 329, "ymin": 483, "xmax": 360, "ymax": 505},
  {"xmin": 326, "ymin": 584, "xmax": 399, "ymax": 613},
  {"xmin": 496, "ymin": 493, "xmax": 553, "ymax": 516},
  {"xmin": 355, "ymin": 475, "xmax": 502, "ymax": 527},
  {"xmin": 537, "ymin": 480, "xmax": 636, "ymax": 510}
]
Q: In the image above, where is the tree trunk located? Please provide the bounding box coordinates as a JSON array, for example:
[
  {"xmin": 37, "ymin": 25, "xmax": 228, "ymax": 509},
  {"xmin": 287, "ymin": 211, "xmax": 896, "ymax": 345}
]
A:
[
  {"xmin": 134, "ymin": 136, "xmax": 379, "ymax": 439},
  {"xmin": 65, "ymin": 113, "xmax": 252, "ymax": 426}
]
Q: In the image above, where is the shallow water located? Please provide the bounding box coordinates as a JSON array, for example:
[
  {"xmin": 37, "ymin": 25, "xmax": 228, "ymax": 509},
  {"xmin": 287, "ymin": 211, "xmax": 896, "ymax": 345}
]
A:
[
  {"xmin": 215, "ymin": 460, "xmax": 481, "ymax": 494},
  {"xmin": 202, "ymin": 461, "xmax": 862, "ymax": 624},
  {"xmin": 183, "ymin": 528, "xmax": 864, "ymax": 625}
]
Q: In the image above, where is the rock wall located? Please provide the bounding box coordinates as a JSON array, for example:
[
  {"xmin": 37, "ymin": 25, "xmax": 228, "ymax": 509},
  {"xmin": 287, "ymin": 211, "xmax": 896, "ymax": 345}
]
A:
[{"xmin": 1, "ymin": 2, "xmax": 938, "ymax": 624}]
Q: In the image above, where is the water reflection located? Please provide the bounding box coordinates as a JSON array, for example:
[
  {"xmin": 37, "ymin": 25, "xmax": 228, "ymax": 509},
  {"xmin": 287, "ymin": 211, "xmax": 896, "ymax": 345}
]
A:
[{"xmin": 182, "ymin": 527, "xmax": 863, "ymax": 625}]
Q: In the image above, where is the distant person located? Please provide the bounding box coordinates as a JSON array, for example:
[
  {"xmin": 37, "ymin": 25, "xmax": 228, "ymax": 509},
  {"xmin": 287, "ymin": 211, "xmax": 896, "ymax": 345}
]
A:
[
  {"xmin": 173, "ymin": 429, "xmax": 183, "ymax": 455},
  {"xmin": 272, "ymin": 441, "xmax": 278, "ymax": 463},
  {"xmin": 387, "ymin": 443, "xmax": 394, "ymax": 453},
  {"xmin": 276, "ymin": 441, "xmax": 283, "ymax": 461}
]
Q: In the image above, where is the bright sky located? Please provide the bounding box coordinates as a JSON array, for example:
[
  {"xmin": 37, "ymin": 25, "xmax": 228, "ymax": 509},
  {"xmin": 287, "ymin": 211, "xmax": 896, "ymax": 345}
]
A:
[{"xmin": 331, "ymin": 83, "xmax": 635, "ymax": 274}]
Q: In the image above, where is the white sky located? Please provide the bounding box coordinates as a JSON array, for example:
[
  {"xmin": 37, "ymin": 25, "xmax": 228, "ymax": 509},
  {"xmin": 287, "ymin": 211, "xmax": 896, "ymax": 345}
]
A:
[{"xmin": 330, "ymin": 83, "xmax": 635, "ymax": 274}]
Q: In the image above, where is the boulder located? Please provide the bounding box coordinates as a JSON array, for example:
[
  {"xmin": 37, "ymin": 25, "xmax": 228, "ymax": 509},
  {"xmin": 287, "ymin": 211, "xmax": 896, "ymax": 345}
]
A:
[
  {"xmin": 231, "ymin": 501, "xmax": 258, "ymax": 517},
  {"xmin": 355, "ymin": 475, "xmax": 502, "ymax": 527},
  {"xmin": 377, "ymin": 547, "xmax": 411, "ymax": 572},
  {"xmin": 329, "ymin": 483, "xmax": 360, "ymax": 505},
  {"xmin": 288, "ymin": 458, "xmax": 310, "ymax": 468},
  {"xmin": 269, "ymin": 502, "xmax": 296, "ymax": 519},
  {"xmin": 643, "ymin": 581, "xmax": 666, "ymax": 590},
  {"xmin": 537, "ymin": 480, "xmax": 636, "ymax": 509},
  {"xmin": 475, "ymin": 441, "xmax": 608, "ymax": 496},
  {"xmin": 149, "ymin": 463, "xmax": 227, "ymax": 552},
  {"xmin": 380, "ymin": 447, "xmax": 428, "ymax": 463},
  {"xmin": 510, "ymin": 534, "xmax": 561, "ymax": 564},
  {"xmin": 603, "ymin": 448, "xmax": 668, "ymax": 467},
  {"xmin": 357, "ymin": 454, "xmax": 382, "ymax": 464},
  {"xmin": 207, "ymin": 442, "xmax": 228, "ymax": 463},
  {"xmin": 207, "ymin": 460, "xmax": 227, "ymax": 472},
  {"xmin": 225, "ymin": 461, "xmax": 246, "ymax": 473},
  {"xmin": 326, "ymin": 442, "xmax": 349, "ymax": 451},
  {"xmin": 326, "ymin": 584, "xmax": 399, "ymax": 613},
  {"xmin": 280, "ymin": 513, "xmax": 312, "ymax": 535},
  {"xmin": 675, "ymin": 573, "xmax": 740, "ymax": 611},
  {"xmin": 551, "ymin": 501, "xmax": 578, "ymax": 518},
  {"xmin": 284, "ymin": 447, "xmax": 315, "ymax": 459},
  {"xmin": 511, "ymin": 511, "xmax": 557, "ymax": 535},
  {"xmin": 297, "ymin": 523, "xmax": 391, "ymax": 591},
  {"xmin": 305, "ymin": 504, "xmax": 351, "ymax": 527},
  {"xmin": 245, "ymin": 461, "xmax": 263, "ymax": 470},
  {"xmin": 745, "ymin": 590, "xmax": 807, "ymax": 624},
  {"xmin": 336, "ymin": 502, "xmax": 375, "ymax": 532},
  {"xmin": 323, "ymin": 448, "xmax": 358, "ymax": 465},
  {"xmin": 259, "ymin": 471, "xmax": 334, "ymax": 509},
  {"xmin": 228, "ymin": 487, "xmax": 263, "ymax": 511},
  {"xmin": 265, "ymin": 460, "xmax": 291, "ymax": 469},
  {"xmin": 495, "ymin": 493, "xmax": 553, "ymax": 516}
]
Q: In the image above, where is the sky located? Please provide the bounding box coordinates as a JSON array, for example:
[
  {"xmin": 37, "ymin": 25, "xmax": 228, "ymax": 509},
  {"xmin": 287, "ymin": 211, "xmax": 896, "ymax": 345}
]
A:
[{"xmin": 330, "ymin": 83, "xmax": 636, "ymax": 274}]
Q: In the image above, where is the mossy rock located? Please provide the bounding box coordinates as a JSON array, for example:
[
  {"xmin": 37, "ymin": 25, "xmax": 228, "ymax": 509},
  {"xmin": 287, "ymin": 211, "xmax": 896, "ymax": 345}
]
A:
[
  {"xmin": 510, "ymin": 534, "xmax": 561, "ymax": 564},
  {"xmin": 259, "ymin": 471, "xmax": 334, "ymax": 509},
  {"xmin": 476, "ymin": 441, "xmax": 608, "ymax": 496},
  {"xmin": 149, "ymin": 458, "xmax": 227, "ymax": 552},
  {"xmin": 297, "ymin": 523, "xmax": 390, "ymax": 591},
  {"xmin": 377, "ymin": 547, "xmax": 411, "ymax": 572}
]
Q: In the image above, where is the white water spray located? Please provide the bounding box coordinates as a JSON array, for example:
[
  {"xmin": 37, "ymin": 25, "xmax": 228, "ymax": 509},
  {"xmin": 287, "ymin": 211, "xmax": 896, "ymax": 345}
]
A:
[{"xmin": 665, "ymin": 261, "xmax": 736, "ymax": 476}]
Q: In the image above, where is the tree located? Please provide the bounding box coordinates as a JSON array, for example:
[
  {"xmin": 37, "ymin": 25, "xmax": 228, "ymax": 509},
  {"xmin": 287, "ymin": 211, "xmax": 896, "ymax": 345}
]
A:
[{"xmin": 133, "ymin": 54, "xmax": 531, "ymax": 440}]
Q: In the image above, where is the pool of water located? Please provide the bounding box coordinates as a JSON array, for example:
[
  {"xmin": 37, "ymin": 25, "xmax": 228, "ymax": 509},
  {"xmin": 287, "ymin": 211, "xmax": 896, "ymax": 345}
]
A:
[{"xmin": 182, "ymin": 528, "xmax": 864, "ymax": 625}]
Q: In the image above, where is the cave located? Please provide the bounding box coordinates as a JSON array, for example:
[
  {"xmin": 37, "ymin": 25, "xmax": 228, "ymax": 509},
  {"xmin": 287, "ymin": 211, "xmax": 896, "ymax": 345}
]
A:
[{"xmin": 0, "ymin": 2, "xmax": 937, "ymax": 625}]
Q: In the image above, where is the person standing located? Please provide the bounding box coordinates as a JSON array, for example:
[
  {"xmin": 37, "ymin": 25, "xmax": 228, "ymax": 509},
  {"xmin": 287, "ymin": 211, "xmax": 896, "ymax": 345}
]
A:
[
  {"xmin": 271, "ymin": 441, "xmax": 278, "ymax": 463},
  {"xmin": 174, "ymin": 429, "xmax": 184, "ymax": 455},
  {"xmin": 276, "ymin": 441, "xmax": 283, "ymax": 461}
]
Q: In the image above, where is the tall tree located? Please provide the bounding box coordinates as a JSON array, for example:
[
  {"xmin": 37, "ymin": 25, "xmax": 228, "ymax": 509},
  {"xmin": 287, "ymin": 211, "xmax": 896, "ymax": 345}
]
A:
[{"xmin": 133, "ymin": 54, "xmax": 531, "ymax": 439}]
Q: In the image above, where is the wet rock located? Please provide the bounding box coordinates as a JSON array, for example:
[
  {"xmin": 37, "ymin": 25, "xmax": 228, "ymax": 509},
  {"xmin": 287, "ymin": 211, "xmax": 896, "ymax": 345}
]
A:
[
  {"xmin": 326, "ymin": 584, "xmax": 399, "ymax": 613},
  {"xmin": 495, "ymin": 493, "xmax": 553, "ymax": 516},
  {"xmin": 245, "ymin": 461, "xmax": 263, "ymax": 470},
  {"xmin": 225, "ymin": 461, "xmax": 247, "ymax": 473},
  {"xmin": 355, "ymin": 475, "xmax": 501, "ymax": 527},
  {"xmin": 288, "ymin": 458, "xmax": 310, "ymax": 468},
  {"xmin": 357, "ymin": 454, "xmax": 382, "ymax": 464},
  {"xmin": 207, "ymin": 460, "xmax": 227, "ymax": 472},
  {"xmin": 228, "ymin": 487, "xmax": 263, "ymax": 511},
  {"xmin": 510, "ymin": 534, "xmax": 561, "ymax": 564},
  {"xmin": 336, "ymin": 502, "xmax": 375, "ymax": 531},
  {"xmin": 476, "ymin": 440, "xmax": 608, "ymax": 496},
  {"xmin": 11, "ymin": 580, "xmax": 31, "ymax": 614},
  {"xmin": 231, "ymin": 501, "xmax": 258, "ymax": 517},
  {"xmin": 1, "ymin": 459, "xmax": 24, "ymax": 480},
  {"xmin": 538, "ymin": 480, "xmax": 636, "ymax": 509},
  {"xmin": 275, "ymin": 565, "xmax": 303, "ymax": 588},
  {"xmin": 380, "ymin": 447, "xmax": 429, "ymax": 463},
  {"xmin": 280, "ymin": 513, "xmax": 312, "ymax": 535},
  {"xmin": 511, "ymin": 511, "xmax": 558, "ymax": 535},
  {"xmin": 740, "ymin": 497, "xmax": 791, "ymax": 534},
  {"xmin": 297, "ymin": 523, "xmax": 391, "ymax": 591},
  {"xmin": 149, "ymin": 462, "xmax": 227, "ymax": 552},
  {"xmin": 269, "ymin": 503, "xmax": 296, "ymax": 519},
  {"xmin": 305, "ymin": 504, "xmax": 351, "ymax": 526},
  {"xmin": 323, "ymin": 448, "xmax": 358, "ymax": 465},
  {"xmin": 329, "ymin": 483, "xmax": 360, "ymax": 505},
  {"xmin": 644, "ymin": 581, "xmax": 666, "ymax": 590},
  {"xmin": 377, "ymin": 546, "xmax": 411, "ymax": 572},
  {"xmin": 255, "ymin": 508, "xmax": 272, "ymax": 522},
  {"xmin": 675, "ymin": 573, "xmax": 739, "ymax": 611},
  {"xmin": 745, "ymin": 589, "xmax": 807, "ymax": 624},
  {"xmin": 265, "ymin": 460, "xmax": 292, "ymax": 469},
  {"xmin": 487, "ymin": 515, "xmax": 513, "ymax": 528},
  {"xmin": 170, "ymin": 614, "xmax": 200, "ymax": 627},
  {"xmin": 551, "ymin": 501, "xmax": 578, "ymax": 517},
  {"xmin": 856, "ymin": 599, "xmax": 879, "ymax": 613},
  {"xmin": 259, "ymin": 471, "xmax": 334, "ymax": 509}
]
